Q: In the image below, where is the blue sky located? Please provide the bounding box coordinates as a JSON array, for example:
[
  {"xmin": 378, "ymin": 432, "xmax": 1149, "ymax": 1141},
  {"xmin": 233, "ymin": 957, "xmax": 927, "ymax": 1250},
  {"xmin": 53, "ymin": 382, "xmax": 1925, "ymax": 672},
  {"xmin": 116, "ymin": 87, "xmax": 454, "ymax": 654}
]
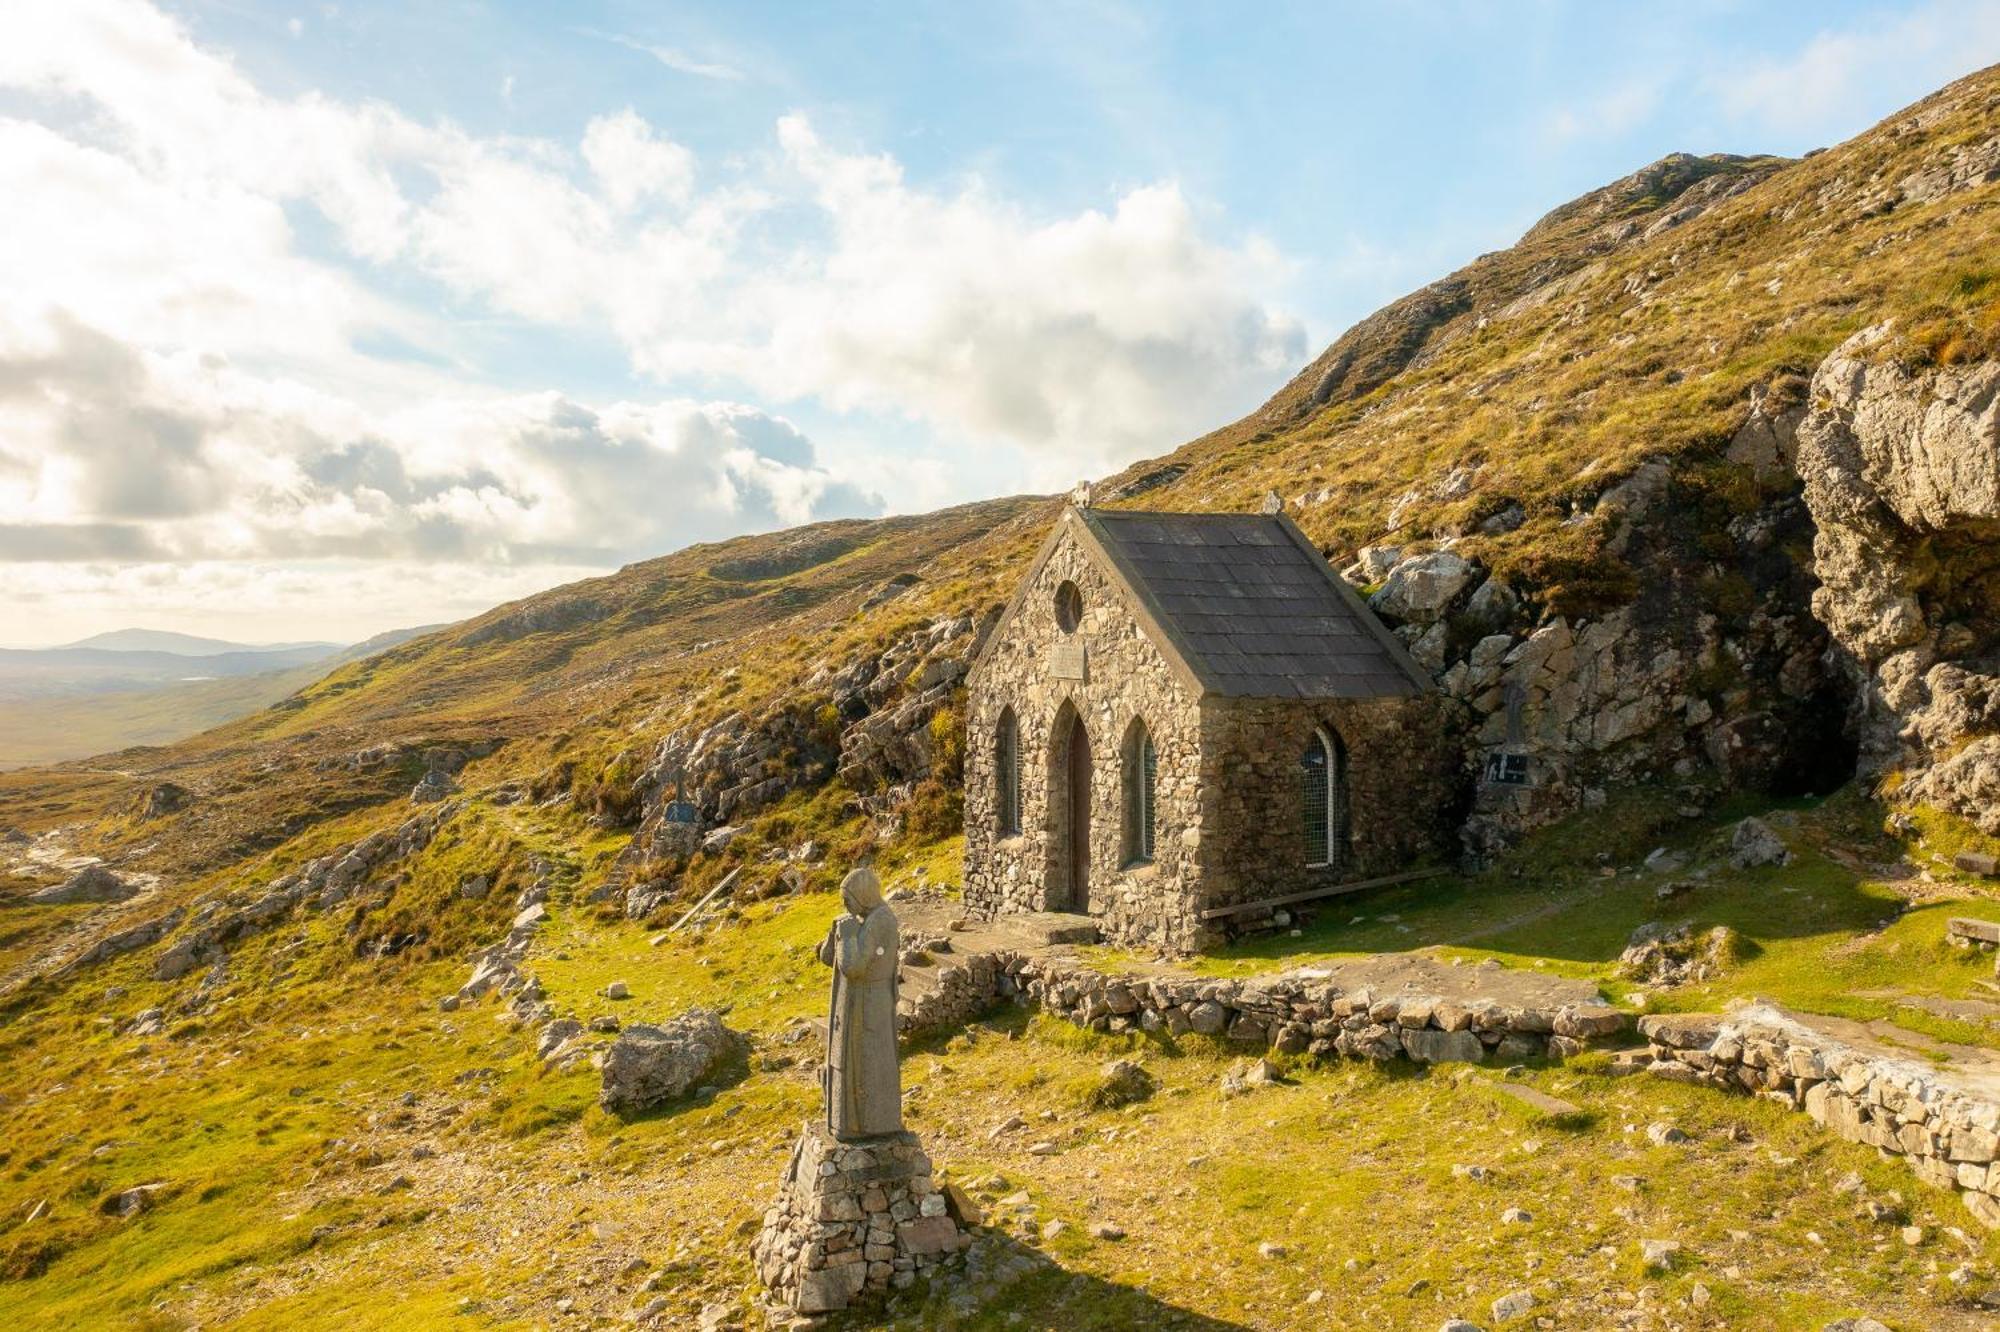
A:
[{"xmin": 2, "ymin": 0, "xmax": 1997, "ymax": 643}]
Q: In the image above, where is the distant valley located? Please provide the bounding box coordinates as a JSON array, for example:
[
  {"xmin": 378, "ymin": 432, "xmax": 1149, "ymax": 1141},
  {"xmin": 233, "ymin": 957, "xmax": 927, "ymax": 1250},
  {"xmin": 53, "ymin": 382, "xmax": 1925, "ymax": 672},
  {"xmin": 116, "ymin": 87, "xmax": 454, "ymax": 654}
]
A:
[{"xmin": 0, "ymin": 626, "xmax": 440, "ymax": 768}]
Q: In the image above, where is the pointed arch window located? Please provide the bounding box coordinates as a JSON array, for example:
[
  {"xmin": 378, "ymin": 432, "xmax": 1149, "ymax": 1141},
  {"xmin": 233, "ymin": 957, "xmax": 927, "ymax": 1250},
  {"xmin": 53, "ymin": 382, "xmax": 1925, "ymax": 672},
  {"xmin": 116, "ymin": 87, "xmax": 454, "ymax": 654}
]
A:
[
  {"xmin": 1301, "ymin": 728, "xmax": 1334, "ymax": 868},
  {"xmin": 1121, "ymin": 720, "xmax": 1157, "ymax": 866},
  {"xmin": 995, "ymin": 707, "xmax": 1021, "ymax": 836}
]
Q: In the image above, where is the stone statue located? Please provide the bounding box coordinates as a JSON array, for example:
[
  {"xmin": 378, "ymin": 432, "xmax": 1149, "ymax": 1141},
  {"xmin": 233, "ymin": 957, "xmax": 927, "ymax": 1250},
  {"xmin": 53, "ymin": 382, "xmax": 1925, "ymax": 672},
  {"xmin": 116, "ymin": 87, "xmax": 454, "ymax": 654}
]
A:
[{"xmin": 818, "ymin": 868, "xmax": 901, "ymax": 1140}]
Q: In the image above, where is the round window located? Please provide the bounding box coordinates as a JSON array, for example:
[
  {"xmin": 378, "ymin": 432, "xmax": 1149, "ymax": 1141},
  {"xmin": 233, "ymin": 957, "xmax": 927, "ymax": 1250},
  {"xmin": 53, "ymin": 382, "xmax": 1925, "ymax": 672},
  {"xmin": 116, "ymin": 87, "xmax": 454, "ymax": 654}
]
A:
[{"xmin": 1054, "ymin": 580, "xmax": 1083, "ymax": 633}]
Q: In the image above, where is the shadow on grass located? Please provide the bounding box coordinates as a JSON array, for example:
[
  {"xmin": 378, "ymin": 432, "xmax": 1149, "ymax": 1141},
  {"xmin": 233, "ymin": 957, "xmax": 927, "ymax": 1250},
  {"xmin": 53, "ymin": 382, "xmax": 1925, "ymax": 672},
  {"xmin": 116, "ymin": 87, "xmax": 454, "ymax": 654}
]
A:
[
  {"xmin": 1206, "ymin": 789, "xmax": 1912, "ymax": 971},
  {"xmin": 872, "ymin": 1231, "xmax": 1254, "ymax": 1331}
]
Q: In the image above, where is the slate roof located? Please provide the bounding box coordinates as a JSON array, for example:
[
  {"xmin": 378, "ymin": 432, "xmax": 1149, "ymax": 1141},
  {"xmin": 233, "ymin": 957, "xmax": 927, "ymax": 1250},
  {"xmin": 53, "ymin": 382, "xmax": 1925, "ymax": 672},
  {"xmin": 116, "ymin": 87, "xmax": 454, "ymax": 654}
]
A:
[{"xmin": 1075, "ymin": 508, "xmax": 1429, "ymax": 700}]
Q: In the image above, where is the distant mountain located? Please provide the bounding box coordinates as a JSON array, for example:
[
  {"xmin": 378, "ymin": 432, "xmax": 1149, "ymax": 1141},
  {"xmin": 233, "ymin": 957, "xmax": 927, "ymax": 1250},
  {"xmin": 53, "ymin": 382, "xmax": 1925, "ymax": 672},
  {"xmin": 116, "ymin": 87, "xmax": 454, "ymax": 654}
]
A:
[
  {"xmin": 0, "ymin": 622, "xmax": 447, "ymax": 768},
  {"xmin": 58, "ymin": 628, "xmax": 338, "ymax": 656}
]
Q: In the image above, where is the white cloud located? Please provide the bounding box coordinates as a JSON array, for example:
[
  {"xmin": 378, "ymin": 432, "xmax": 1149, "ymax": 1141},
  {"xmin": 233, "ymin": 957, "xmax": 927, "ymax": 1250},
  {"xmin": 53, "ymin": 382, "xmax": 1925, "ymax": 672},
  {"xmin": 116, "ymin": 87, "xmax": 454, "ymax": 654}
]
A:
[
  {"xmin": 0, "ymin": 559, "xmax": 599, "ymax": 648},
  {"xmin": 579, "ymin": 28, "xmax": 746, "ymax": 82},
  {"xmin": 683, "ymin": 118, "xmax": 1304, "ymax": 475},
  {"xmin": 1706, "ymin": 0, "xmax": 2000, "ymax": 140},
  {"xmin": 0, "ymin": 315, "xmax": 875, "ymax": 567},
  {"xmin": 0, "ymin": 0, "xmax": 1306, "ymax": 637}
]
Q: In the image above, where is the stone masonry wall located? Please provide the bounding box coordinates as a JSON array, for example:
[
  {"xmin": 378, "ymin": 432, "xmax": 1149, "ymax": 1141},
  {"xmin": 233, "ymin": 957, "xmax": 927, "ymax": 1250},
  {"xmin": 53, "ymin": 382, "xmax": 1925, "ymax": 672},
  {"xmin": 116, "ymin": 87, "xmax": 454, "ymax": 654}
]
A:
[
  {"xmin": 751, "ymin": 1122, "xmax": 970, "ymax": 1316},
  {"xmin": 964, "ymin": 528, "xmax": 1207, "ymax": 950},
  {"xmin": 1199, "ymin": 694, "xmax": 1456, "ymax": 917},
  {"xmin": 1640, "ymin": 1005, "xmax": 2000, "ymax": 1228},
  {"xmin": 898, "ymin": 947, "xmax": 1630, "ymax": 1065}
]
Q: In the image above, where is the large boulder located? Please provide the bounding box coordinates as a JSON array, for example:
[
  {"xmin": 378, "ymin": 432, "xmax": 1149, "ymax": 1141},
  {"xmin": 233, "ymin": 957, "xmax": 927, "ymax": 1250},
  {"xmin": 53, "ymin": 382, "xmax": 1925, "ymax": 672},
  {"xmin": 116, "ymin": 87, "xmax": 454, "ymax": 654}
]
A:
[
  {"xmin": 1370, "ymin": 550, "xmax": 1476, "ymax": 624},
  {"xmin": 598, "ymin": 1009, "xmax": 742, "ymax": 1114},
  {"xmin": 31, "ymin": 864, "xmax": 137, "ymax": 905}
]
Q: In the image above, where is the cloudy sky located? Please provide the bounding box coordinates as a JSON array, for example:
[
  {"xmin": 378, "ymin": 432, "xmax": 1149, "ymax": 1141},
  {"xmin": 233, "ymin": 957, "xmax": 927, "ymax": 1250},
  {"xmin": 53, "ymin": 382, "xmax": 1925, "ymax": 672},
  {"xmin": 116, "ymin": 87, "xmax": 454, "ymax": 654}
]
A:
[{"xmin": 4, "ymin": 1, "xmax": 1998, "ymax": 645}]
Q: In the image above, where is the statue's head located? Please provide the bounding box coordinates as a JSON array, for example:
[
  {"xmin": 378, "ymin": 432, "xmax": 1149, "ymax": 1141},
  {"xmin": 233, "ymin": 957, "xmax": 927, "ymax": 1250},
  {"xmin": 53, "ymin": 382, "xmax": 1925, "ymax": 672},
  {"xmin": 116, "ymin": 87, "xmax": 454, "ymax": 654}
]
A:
[{"xmin": 840, "ymin": 867, "xmax": 883, "ymax": 916}]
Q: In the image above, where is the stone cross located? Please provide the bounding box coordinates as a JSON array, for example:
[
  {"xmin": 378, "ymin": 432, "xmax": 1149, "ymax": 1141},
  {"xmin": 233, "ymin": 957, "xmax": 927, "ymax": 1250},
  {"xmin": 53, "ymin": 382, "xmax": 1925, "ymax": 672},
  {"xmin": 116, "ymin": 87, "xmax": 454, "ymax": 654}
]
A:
[{"xmin": 818, "ymin": 867, "xmax": 902, "ymax": 1140}]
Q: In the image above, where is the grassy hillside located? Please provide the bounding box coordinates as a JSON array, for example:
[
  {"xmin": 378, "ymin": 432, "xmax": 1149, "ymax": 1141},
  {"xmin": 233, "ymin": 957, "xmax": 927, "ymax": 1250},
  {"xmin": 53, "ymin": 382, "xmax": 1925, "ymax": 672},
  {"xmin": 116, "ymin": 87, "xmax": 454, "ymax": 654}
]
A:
[{"xmin": 4, "ymin": 63, "xmax": 2000, "ymax": 1332}]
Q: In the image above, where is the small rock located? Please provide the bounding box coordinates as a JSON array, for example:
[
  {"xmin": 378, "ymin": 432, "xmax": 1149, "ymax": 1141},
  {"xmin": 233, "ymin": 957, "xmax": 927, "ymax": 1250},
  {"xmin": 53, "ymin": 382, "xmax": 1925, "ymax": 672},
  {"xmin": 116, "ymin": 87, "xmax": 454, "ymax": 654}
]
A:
[
  {"xmin": 1900, "ymin": 1225, "xmax": 1924, "ymax": 1246},
  {"xmin": 1501, "ymin": 1207, "xmax": 1532, "ymax": 1224},
  {"xmin": 1089, "ymin": 1059, "xmax": 1157, "ymax": 1109},
  {"xmin": 1258, "ymin": 1241, "xmax": 1289, "ymax": 1260},
  {"xmin": 99, "ymin": 1182, "xmax": 169, "ymax": 1217},
  {"xmin": 1089, "ymin": 1221, "xmax": 1125, "ymax": 1241},
  {"xmin": 1646, "ymin": 1122, "xmax": 1688, "ymax": 1146},
  {"xmin": 1821, "ymin": 1321, "xmax": 1893, "ymax": 1332},
  {"xmin": 1452, "ymin": 1163, "xmax": 1492, "ymax": 1182},
  {"xmin": 1039, "ymin": 1219, "xmax": 1067, "ymax": 1241},
  {"xmin": 604, "ymin": 980, "xmax": 631, "ymax": 1000},
  {"xmin": 1490, "ymin": 1290, "xmax": 1534, "ymax": 1323},
  {"xmin": 1729, "ymin": 816, "xmax": 1791, "ymax": 868},
  {"xmin": 1640, "ymin": 1237, "xmax": 1682, "ymax": 1270},
  {"xmin": 1027, "ymin": 1142, "xmax": 1058, "ymax": 1156},
  {"xmin": 1440, "ymin": 1322, "xmax": 1484, "ymax": 1332}
]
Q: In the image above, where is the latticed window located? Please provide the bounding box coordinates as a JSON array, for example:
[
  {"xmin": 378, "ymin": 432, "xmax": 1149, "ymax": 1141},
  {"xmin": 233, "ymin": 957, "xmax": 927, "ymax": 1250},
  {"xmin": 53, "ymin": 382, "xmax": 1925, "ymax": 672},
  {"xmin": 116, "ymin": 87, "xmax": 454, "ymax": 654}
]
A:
[
  {"xmin": 1122, "ymin": 722, "xmax": 1156, "ymax": 864},
  {"xmin": 1301, "ymin": 730, "xmax": 1332, "ymax": 867},
  {"xmin": 995, "ymin": 708, "xmax": 1020, "ymax": 835}
]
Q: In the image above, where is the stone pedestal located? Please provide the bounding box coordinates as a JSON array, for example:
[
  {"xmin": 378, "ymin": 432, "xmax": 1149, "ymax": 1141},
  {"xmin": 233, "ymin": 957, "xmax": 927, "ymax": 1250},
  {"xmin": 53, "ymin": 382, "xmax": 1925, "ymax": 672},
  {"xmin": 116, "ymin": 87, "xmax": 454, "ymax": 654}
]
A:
[{"xmin": 752, "ymin": 1122, "xmax": 970, "ymax": 1317}]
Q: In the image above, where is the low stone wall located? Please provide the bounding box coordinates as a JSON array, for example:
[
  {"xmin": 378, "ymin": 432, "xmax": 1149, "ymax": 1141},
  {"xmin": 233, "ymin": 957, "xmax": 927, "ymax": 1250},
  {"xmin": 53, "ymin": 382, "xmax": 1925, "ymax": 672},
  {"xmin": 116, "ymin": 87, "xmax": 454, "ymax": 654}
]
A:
[
  {"xmin": 1638, "ymin": 1005, "xmax": 2000, "ymax": 1227},
  {"xmin": 899, "ymin": 948, "xmax": 1630, "ymax": 1065}
]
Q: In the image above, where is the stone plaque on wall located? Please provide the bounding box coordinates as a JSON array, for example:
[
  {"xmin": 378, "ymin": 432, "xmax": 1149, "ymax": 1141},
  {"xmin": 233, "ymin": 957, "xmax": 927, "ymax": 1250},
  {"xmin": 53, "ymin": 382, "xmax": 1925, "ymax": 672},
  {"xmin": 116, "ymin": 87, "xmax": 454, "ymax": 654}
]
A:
[{"xmin": 1050, "ymin": 642, "xmax": 1087, "ymax": 682}]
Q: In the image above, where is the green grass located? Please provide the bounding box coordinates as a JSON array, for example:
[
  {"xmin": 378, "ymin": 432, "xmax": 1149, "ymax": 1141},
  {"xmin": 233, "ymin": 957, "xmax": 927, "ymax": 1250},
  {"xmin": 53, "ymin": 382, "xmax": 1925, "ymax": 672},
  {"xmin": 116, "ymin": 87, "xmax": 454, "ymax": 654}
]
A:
[
  {"xmin": 7, "ymin": 781, "xmax": 2000, "ymax": 1329},
  {"xmin": 1174, "ymin": 788, "xmax": 2000, "ymax": 1050}
]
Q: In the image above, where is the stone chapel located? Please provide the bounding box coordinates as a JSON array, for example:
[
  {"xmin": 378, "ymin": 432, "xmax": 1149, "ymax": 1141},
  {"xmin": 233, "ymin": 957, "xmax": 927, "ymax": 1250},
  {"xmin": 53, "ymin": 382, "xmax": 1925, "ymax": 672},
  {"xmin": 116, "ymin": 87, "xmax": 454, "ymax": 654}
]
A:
[{"xmin": 962, "ymin": 503, "xmax": 1452, "ymax": 952}]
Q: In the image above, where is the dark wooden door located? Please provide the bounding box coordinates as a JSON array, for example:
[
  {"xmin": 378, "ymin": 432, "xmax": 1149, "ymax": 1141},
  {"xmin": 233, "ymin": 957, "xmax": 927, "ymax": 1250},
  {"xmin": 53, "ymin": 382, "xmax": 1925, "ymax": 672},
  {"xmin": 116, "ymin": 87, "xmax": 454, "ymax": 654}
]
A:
[{"xmin": 1065, "ymin": 714, "xmax": 1090, "ymax": 912}]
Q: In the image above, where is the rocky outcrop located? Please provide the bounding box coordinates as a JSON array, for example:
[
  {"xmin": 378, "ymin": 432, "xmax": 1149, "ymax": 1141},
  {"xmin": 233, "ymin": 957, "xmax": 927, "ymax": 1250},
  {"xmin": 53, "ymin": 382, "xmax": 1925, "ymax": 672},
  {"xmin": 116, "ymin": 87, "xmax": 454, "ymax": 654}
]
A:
[
  {"xmin": 1905, "ymin": 736, "xmax": 2000, "ymax": 835},
  {"xmin": 615, "ymin": 613, "xmax": 985, "ymax": 902},
  {"xmin": 461, "ymin": 594, "xmax": 607, "ymax": 646},
  {"xmin": 598, "ymin": 1008, "xmax": 743, "ymax": 1114},
  {"xmin": 137, "ymin": 783, "xmax": 194, "ymax": 820},
  {"xmin": 151, "ymin": 803, "xmax": 458, "ymax": 982},
  {"xmin": 61, "ymin": 907, "xmax": 183, "ymax": 974},
  {"xmin": 30, "ymin": 865, "xmax": 137, "ymax": 905},
  {"xmin": 1369, "ymin": 551, "xmax": 1475, "ymax": 625},
  {"xmin": 1794, "ymin": 325, "xmax": 2000, "ymax": 798},
  {"xmin": 447, "ymin": 860, "xmax": 554, "ymax": 1008}
]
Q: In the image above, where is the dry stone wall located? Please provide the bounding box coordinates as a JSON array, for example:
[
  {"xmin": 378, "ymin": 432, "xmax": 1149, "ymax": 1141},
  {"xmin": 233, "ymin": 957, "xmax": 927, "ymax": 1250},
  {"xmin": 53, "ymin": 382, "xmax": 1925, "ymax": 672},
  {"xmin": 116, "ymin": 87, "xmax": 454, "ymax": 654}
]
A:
[
  {"xmin": 897, "ymin": 947, "xmax": 1630, "ymax": 1066},
  {"xmin": 1639, "ymin": 1005, "xmax": 2000, "ymax": 1228},
  {"xmin": 964, "ymin": 529, "xmax": 1206, "ymax": 950}
]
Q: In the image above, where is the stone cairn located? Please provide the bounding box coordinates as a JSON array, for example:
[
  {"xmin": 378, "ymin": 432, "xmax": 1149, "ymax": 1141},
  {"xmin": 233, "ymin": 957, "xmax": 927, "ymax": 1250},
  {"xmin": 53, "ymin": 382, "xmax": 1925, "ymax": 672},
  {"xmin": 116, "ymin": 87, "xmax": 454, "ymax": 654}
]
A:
[{"xmin": 751, "ymin": 1121, "xmax": 970, "ymax": 1317}]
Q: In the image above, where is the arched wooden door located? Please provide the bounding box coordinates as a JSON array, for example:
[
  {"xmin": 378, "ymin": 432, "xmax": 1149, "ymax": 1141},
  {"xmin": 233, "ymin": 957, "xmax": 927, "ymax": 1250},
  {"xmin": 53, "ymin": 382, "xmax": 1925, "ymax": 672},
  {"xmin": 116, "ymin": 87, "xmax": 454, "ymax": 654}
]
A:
[
  {"xmin": 1066, "ymin": 711, "xmax": 1091, "ymax": 912},
  {"xmin": 1049, "ymin": 705, "xmax": 1091, "ymax": 913}
]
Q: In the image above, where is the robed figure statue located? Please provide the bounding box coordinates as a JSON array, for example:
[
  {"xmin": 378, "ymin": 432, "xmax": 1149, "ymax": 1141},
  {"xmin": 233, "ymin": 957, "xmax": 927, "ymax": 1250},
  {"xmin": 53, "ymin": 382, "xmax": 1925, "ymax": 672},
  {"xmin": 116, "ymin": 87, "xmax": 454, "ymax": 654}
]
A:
[{"xmin": 818, "ymin": 868, "xmax": 902, "ymax": 1140}]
